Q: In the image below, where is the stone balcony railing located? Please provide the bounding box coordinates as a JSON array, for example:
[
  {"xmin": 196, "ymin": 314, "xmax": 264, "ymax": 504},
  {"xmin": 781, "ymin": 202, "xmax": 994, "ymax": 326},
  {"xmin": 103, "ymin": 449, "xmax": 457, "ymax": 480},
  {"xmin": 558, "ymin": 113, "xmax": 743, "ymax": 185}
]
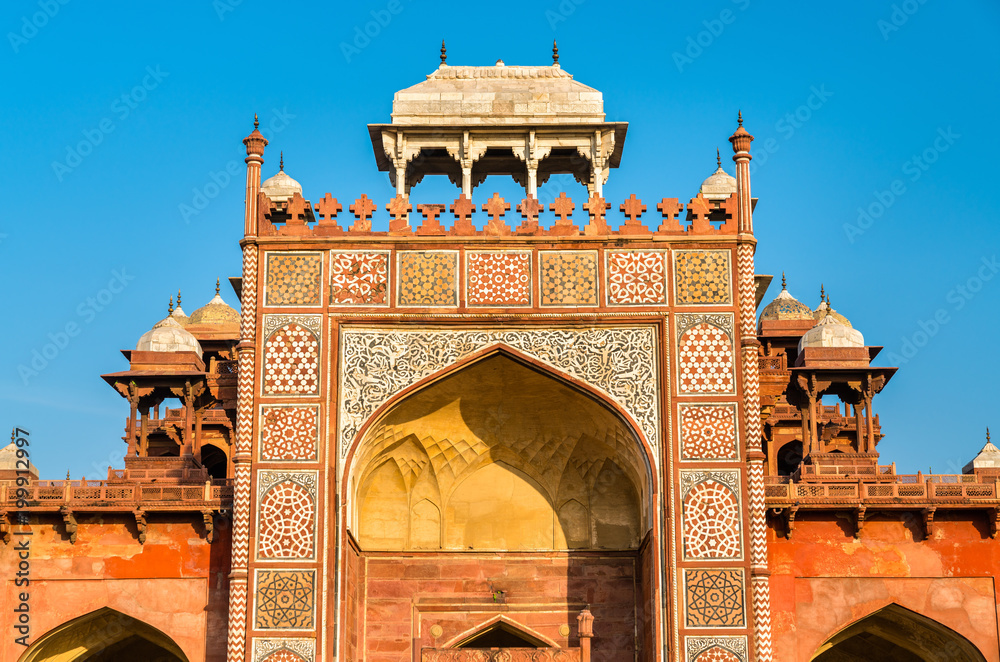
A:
[
  {"xmin": 764, "ymin": 474, "xmax": 998, "ymax": 502},
  {"xmin": 1, "ymin": 479, "xmax": 234, "ymax": 508},
  {"xmin": 421, "ymin": 649, "xmax": 581, "ymax": 662}
]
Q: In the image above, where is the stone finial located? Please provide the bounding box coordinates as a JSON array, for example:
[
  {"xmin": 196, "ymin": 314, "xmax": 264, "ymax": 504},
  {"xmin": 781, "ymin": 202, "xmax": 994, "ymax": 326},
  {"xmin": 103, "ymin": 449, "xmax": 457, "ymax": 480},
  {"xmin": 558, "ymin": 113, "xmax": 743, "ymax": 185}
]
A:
[
  {"xmin": 279, "ymin": 151, "xmax": 284, "ymax": 172},
  {"xmin": 440, "ymin": 39, "xmax": 447, "ymax": 66},
  {"xmin": 782, "ymin": 272, "xmax": 787, "ymax": 289},
  {"xmin": 820, "ymin": 283, "xmax": 825, "ymax": 302},
  {"xmin": 253, "ymin": 113, "xmax": 259, "ymax": 129},
  {"xmin": 717, "ymin": 147, "xmax": 721, "ymax": 168},
  {"xmin": 168, "ymin": 296, "xmax": 174, "ymax": 314},
  {"xmin": 215, "ymin": 278, "xmax": 221, "ymax": 296},
  {"xmin": 552, "ymin": 40, "xmax": 559, "ymax": 65},
  {"xmin": 176, "ymin": 290, "xmax": 182, "ymax": 308},
  {"xmin": 988, "ymin": 427, "xmax": 992, "ymax": 443}
]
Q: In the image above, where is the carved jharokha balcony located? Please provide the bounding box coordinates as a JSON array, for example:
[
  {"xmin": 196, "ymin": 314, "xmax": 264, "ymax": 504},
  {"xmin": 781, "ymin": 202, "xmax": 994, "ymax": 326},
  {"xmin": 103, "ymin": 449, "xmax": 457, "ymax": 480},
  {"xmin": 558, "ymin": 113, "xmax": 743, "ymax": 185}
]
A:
[{"xmin": 420, "ymin": 648, "xmax": 582, "ymax": 661}]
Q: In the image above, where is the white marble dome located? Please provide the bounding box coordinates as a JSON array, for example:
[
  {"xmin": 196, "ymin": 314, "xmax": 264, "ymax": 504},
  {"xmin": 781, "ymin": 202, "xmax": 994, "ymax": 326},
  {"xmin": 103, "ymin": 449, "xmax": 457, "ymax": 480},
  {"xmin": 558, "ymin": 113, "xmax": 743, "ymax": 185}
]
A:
[
  {"xmin": 136, "ymin": 315, "xmax": 203, "ymax": 354},
  {"xmin": 699, "ymin": 159, "xmax": 737, "ymax": 202},
  {"xmin": 798, "ymin": 311, "xmax": 865, "ymax": 351},
  {"xmin": 261, "ymin": 167, "xmax": 302, "ymax": 202}
]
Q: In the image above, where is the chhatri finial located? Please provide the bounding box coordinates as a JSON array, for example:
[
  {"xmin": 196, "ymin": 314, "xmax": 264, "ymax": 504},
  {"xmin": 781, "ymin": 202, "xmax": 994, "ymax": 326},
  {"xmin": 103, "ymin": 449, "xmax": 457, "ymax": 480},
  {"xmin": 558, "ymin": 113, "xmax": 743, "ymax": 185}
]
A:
[
  {"xmin": 440, "ymin": 39, "xmax": 447, "ymax": 65},
  {"xmin": 988, "ymin": 427, "xmax": 991, "ymax": 444},
  {"xmin": 738, "ymin": 110, "xmax": 743, "ymax": 127},
  {"xmin": 552, "ymin": 40, "xmax": 559, "ymax": 65},
  {"xmin": 66, "ymin": 470, "xmax": 71, "ymax": 481},
  {"xmin": 176, "ymin": 289, "xmax": 182, "ymax": 308},
  {"xmin": 168, "ymin": 295, "xmax": 174, "ymax": 314},
  {"xmin": 781, "ymin": 272, "xmax": 787, "ymax": 289},
  {"xmin": 820, "ymin": 283, "xmax": 825, "ymax": 302},
  {"xmin": 216, "ymin": 277, "xmax": 221, "ymax": 296},
  {"xmin": 279, "ymin": 151, "xmax": 284, "ymax": 172},
  {"xmin": 716, "ymin": 147, "xmax": 721, "ymax": 168},
  {"xmin": 826, "ymin": 293, "xmax": 831, "ymax": 306},
  {"xmin": 253, "ymin": 113, "xmax": 259, "ymax": 130}
]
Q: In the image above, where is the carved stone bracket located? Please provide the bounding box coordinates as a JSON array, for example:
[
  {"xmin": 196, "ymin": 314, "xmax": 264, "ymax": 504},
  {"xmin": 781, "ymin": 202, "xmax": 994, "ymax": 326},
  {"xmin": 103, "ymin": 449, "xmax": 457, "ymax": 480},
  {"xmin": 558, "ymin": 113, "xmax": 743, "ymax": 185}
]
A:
[
  {"xmin": 60, "ymin": 506, "xmax": 78, "ymax": 544},
  {"xmin": 133, "ymin": 508, "xmax": 147, "ymax": 545},
  {"xmin": 0, "ymin": 512, "xmax": 10, "ymax": 545},
  {"xmin": 853, "ymin": 505, "xmax": 866, "ymax": 539},
  {"xmin": 203, "ymin": 510, "xmax": 216, "ymax": 543},
  {"xmin": 922, "ymin": 507, "xmax": 936, "ymax": 539}
]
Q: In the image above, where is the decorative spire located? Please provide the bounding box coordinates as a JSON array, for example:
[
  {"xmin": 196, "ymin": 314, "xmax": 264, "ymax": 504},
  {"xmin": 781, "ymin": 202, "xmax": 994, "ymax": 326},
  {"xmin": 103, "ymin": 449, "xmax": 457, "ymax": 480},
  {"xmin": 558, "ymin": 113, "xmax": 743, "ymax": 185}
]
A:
[
  {"xmin": 988, "ymin": 427, "xmax": 992, "ymax": 444},
  {"xmin": 440, "ymin": 39, "xmax": 447, "ymax": 65},
  {"xmin": 716, "ymin": 147, "xmax": 721, "ymax": 168},
  {"xmin": 826, "ymin": 293, "xmax": 831, "ymax": 305},
  {"xmin": 254, "ymin": 113, "xmax": 259, "ymax": 130},
  {"xmin": 168, "ymin": 296, "xmax": 174, "ymax": 314},
  {"xmin": 781, "ymin": 272, "xmax": 787, "ymax": 289},
  {"xmin": 552, "ymin": 40, "xmax": 559, "ymax": 65},
  {"xmin": 216, "ymin": 277, "xmax": 221, "ymax": 295},
  {"xmin": 820, "ymin": 283, "xmax": 825, "ymax": 302},
  {"xmin": 66, "ymin": 470, "xmax": 71, "ymax": 481},
  {"xmin": 176, "ymin": 290, "xmax": 182, "ymax": 308},
  {"xmin": 279, "ymin": 151, "xmax": 284, "ymax": 172},
  {"xmin": 738, "ymin": 110, "xmax": 743, "ymax": 127}
]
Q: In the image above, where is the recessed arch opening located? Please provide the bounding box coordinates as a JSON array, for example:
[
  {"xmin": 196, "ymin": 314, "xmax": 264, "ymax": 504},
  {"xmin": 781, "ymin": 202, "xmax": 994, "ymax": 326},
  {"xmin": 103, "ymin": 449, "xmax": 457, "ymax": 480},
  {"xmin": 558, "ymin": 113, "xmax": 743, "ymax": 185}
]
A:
[
  {"xmin": 19, "ymin": 607, "xmax": 189, "ymax": 662},
  {"xmin": 811, "ymin": 603, "xmax": 987, "ymax": 662},
  {"xmin": 348, "ymin": 350, "xmax": 652, "ymax": 552}
]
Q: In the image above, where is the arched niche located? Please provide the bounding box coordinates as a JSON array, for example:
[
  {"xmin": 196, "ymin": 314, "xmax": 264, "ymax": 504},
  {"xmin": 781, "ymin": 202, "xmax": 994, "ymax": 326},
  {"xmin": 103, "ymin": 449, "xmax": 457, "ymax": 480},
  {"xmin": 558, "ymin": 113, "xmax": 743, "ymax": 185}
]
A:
[
  {"xmin": 811, "ymin": 603, "xmax": 987, "ymax": 662},
  {"xmin": 19, "ymin": 607, "xmax": 189, "ymax": 662},
  {"xmin": 351, "ymin": 352, "xmax": 650, "ymax": 551}
]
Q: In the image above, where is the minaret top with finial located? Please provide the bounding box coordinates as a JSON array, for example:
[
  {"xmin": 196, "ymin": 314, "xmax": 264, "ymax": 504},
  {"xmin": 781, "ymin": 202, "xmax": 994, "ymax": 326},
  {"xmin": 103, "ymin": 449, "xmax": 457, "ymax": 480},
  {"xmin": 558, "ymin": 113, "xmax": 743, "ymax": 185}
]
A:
[
  {"xmin": 243, "ymin": 113, "xmax": 268, "ymax": 157},
  {"xmin": 552, "ymin": 40, "xmax": 559, "ymax": 66},
  {"xmin": 440, "ymin": 39, "xmax": 447, "ymax": 66},
  {"xmin": 728, "ymin": 110, "xmax": 753, "ymax": 153}
]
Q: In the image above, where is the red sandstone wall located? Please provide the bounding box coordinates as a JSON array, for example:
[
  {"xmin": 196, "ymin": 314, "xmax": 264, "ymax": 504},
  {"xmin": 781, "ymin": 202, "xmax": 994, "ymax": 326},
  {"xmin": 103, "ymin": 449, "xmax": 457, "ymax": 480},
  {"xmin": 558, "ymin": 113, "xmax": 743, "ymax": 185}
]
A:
[
  {"xmin": 360, "ymin": 552, "xmax": 639, "ymax": 662},
  {"xmin": 0, "ymin": 514, "xmax": 225, "ymax": 662},
  {"xmin": 768, "ymin": 511, "xmax": 1000, "ymax": 661},
  {"xmin": 636, "ymin": 534, "xmax": 657, "ymax": 662},
  {"xmin": 343, "ymin": 532, "xmax": 366, "ymax": 662}
]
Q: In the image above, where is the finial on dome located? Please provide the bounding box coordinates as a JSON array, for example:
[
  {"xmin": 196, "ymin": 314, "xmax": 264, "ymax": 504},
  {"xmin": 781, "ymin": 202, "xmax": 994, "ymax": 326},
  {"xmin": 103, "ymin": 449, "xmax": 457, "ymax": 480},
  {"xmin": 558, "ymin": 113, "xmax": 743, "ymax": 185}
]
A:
[
  {"xmin": 496, "ymin": 59, "xmax": 505, "ymax": 66},
  {"xmin": 988, "ymin": 427, "xmax": 992, "ymax": 443},
  {"xmin": 781, "ymin": 272, "xmax": 787, "ymax": 289},
  {"xmin": 279, "ymin": 151, "xmax": 284, "ymax": 172},
  {"xmin": 177, "ymin": 290, "xmax": 182, "ymax": 308},
  {"xmin": 168, "ymin": 296, "xmax": 174, "ymax": 314},
  {"xmin": 738, "ymin": 110, "xmax": 743, "ymax": 127},
  {"xmin": 253, "ymin": 113, "xmax": 259, "ymax": 130},
  {"xmin": 553, "ymin": 40, "xmax": 559, "ymax": 65},
  {"xmin": 826, "ymin": 293, "xmax": 831, "ymax": 305},
  {"xmin": 820, "ymin": 283, "xmax": 825, "ymax": 301},
  {"xmin": 216, "ymin": 277, "xmax": 221, "ymax": 295},
  {"xmin": 716, "ymin": 147, "xmax": 721, "ymax": 168},
  {"xmin": 440, "ymin": 39, "xmax": 446, "ymax": 65},
  {"xmin": 66, "ymin": 470, "xmax": 70, "ymax": 481}
]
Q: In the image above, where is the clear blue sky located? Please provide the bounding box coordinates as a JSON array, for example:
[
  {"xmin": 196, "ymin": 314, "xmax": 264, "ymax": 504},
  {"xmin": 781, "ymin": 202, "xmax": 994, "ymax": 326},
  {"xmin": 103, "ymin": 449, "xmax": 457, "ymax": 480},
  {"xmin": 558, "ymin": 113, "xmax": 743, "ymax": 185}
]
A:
[{"xmin": 2, "ymin": 0, "xmax": 998, "ymax": 478}]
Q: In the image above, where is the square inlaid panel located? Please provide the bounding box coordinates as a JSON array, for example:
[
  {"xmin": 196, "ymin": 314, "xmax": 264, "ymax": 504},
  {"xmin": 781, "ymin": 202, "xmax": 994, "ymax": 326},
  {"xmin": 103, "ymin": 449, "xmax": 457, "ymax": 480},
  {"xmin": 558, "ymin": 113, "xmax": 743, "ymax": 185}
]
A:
[
  {"xmin": 260, "ymin": 406, "xmax": 319, "ymax": 462},
  {"xmin": 330, "ymin": 251, "xmax": 389, "ymax": 306},
  {"xmin": 684, "ymin": 568, "xmax": 746, "ymax": 628},
  {"xmin": 539, "ymin": 251, "xmax": 598, "ymax": 306},
  {"xmin": 607, "ymin": 250, "xmax": 667, "ymax": 305},
  {"xmin": 467, "ymin": 251, "xmax": 531, "ymax": 306},
  {"xmin": 265, "ymin": 253, "xmax": 323, "ymax": 307},
  {"xmin": 397, "ymin": 251, "xmax": 458, "ymax": 307},
  {"xmin": 254, "ymin": 569, "xmax": 316, "ymax": 630},
  {"xmin": 674, "ymin": 250, "xmax": 731, "ymax": 305},
  {"xmin": 680, "ymin": 404, "xmax": 738, "ymax": 460}
]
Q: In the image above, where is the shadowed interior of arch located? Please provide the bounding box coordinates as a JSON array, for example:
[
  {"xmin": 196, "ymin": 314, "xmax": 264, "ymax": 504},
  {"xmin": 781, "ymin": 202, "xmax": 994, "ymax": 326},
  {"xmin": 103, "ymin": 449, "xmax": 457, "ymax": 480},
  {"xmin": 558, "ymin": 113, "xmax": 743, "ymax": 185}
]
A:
[
  {"xmin": 352, "ymin": 353, "xmax": 650, "ymax": 551},
  {"xmin": 811, "ymin": 603, "xmax": 987, "ymax": 662},
  {"xmin": 20, "ymin": 607, "xmax": 188, "ymax": 662}
]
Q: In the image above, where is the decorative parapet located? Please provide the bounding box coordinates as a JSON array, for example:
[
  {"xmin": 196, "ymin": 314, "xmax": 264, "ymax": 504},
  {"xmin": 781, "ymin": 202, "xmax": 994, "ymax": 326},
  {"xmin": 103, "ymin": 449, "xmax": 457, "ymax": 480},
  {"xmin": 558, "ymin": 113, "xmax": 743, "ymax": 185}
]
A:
[
  {"xmin": 420, "ymin": 649, "xmax": 581, "ymax": 662},
  {"xmin": 255, "ymin": 192, "xmax": 739, "ymax": 239},
  {"xmin": 0, "ymin": 478, "xmax": 233, "ymax": 509}
]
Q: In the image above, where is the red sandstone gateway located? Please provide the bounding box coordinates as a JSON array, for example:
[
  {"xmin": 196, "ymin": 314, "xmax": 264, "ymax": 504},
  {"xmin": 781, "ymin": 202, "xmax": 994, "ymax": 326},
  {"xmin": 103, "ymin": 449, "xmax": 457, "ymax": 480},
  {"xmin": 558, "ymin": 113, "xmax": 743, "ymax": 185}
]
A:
[{"xmin": 2, "ymin": 51, "xmax": 997, "ymax": 662}]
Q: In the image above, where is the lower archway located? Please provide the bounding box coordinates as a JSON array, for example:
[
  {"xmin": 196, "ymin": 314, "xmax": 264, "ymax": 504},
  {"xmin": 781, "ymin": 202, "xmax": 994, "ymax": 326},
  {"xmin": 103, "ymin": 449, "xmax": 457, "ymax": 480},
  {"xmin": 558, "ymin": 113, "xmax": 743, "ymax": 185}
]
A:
[
  {"xmin": 20, "ymin": 608, "xmax": 188, "ymax": 662},
  {"xmin": 811, "ymin": 604, "xmax": 986, "ymax": 662}
]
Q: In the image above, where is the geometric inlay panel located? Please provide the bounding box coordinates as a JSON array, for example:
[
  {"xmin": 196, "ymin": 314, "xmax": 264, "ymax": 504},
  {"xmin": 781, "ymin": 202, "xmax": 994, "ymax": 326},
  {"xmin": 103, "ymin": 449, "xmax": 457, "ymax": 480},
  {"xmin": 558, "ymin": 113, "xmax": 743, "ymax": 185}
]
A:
[
  {"xmin": 253, "ymin": 638, "xmax": 316, "ymax": 662},
  {"xmin": 338, "ymin": 326, "xmax": 660, "ymax": 465},
  {"xmin": 262, "ymin": 315, "xmax": 321, "ymax": 396},
  {"xmin": 539, "ymin": 251, "xmax": 598, "ymax": 306},
  {"xmin": 265, "ymin": 253, "xmax": 323, "ymax": 307},
  {"xmin": 674, "ymin": 249, "xmax": 731, "ymax": 305},
  {"xmin": 254, "ymin": 569, "xmax": 316, "ymax": 630},
  {"xmin": 398, "ymin": 251, "xmax": 458, "ymax": 306},
  {"xmin": 256, "ymin": 471, "xmax": 317, "ymax": 560},
  {"xmin": 684, "ymin": 569, "xmax": 746, "ymax": 628},
  {"xmin": 680, "ymin": 404, "xmax": 738, "ymax": 460},
  {"xmin": 685, "ymin": 637, "xmax": 748, "ymax": 662},
  {"xmin": 260, "ymin": 406, "xmax": 319, "ymax": 461},
  {"xmin": 330, "ymin": 251, "xmax": 389, "ymax": 306},
  {"xmin": 682, "ymin": 470, "xmax": 743, "ymax": 560},
  {"xmin": 607, "ymin": 250, "xmax": 667, "ymax": 305},
  {"xmin": 677, "ymin": 315, "xmax": 735, "ymax": 395},
  {"xmin": 467, "ymin": 251, "xmax": 531, "ymax": 306}
]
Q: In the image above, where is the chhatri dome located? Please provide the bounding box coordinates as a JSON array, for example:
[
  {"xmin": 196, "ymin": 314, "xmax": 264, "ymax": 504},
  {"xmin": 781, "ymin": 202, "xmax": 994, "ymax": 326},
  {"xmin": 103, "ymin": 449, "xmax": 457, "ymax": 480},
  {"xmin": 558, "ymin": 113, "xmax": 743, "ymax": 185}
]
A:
[
  {"xmin": 813, "ymin": 285, "xmax": 852, "ymax": 328},
  {"xmin": 135, "ymin": 300, "xmax": 204, "ymax": 354},
  {"xmin": 189, "ymin": 279, "xmax": 240, "ymax": 331},
  {"xmin": 759, "ymin": 274, "xmax": 813, "ymax": 321},
  {"xmin": 699, "ymin": 148, "xmax": 738, "ymax": 201},
  {"xmin": 260, "ymin": 152, "xmax": 302, "ymax": 202},
  {"xmin": 799, "ymin": 299, "xmax": 865, "ymax": 351}
]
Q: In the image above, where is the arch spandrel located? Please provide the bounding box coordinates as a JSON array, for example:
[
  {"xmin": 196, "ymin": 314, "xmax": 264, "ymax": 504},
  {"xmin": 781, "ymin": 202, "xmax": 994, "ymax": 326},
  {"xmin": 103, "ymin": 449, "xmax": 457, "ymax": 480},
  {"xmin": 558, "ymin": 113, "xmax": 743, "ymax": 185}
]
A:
[{"xmin": 349, "ymin": 352, "xmax": 650, "ymax": 551}]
